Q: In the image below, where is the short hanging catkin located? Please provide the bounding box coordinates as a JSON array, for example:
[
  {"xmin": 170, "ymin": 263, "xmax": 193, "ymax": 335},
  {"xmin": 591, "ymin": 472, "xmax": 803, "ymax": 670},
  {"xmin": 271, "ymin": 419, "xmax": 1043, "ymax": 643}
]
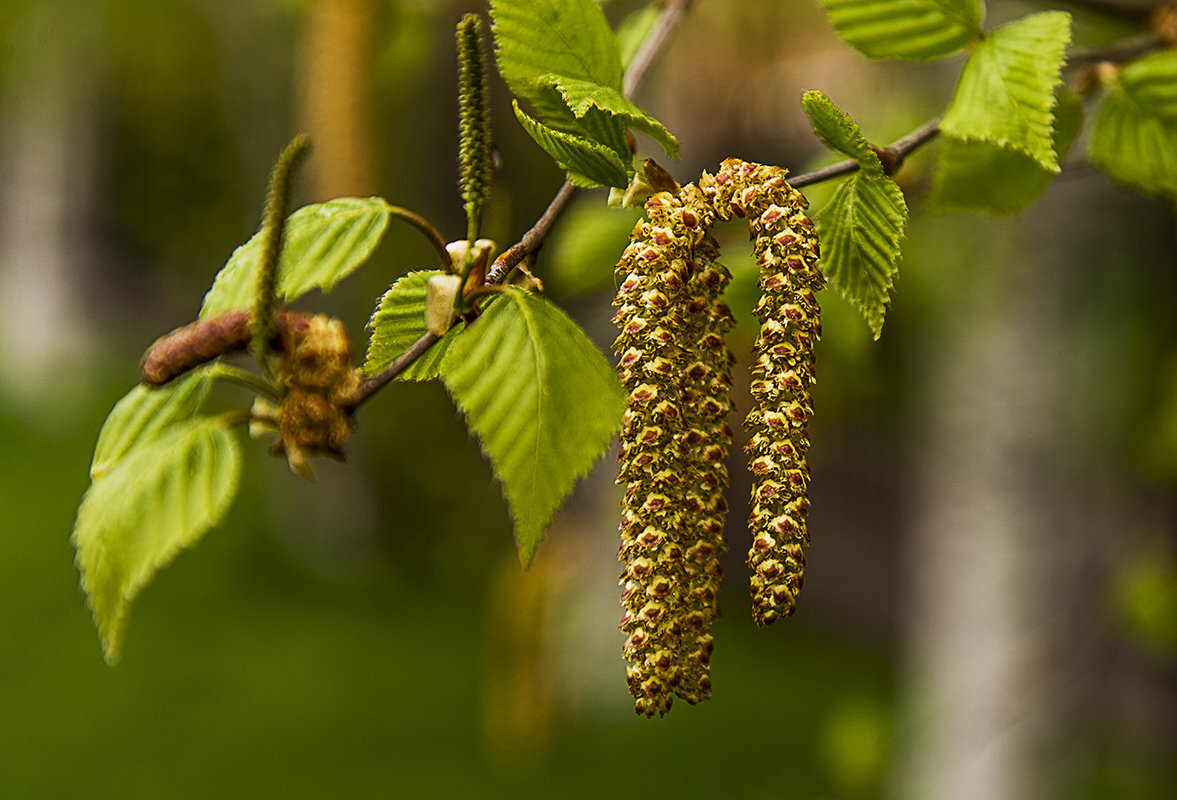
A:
[{"xmin": 700, "ymin": 158, "xmax": 823, "ymax": 627}]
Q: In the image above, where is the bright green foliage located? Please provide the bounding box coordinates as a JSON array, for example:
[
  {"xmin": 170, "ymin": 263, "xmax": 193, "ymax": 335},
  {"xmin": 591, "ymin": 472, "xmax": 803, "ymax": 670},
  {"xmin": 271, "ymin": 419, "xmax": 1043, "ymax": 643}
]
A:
[
  {"xmin": 201, "ymin": 197, "xmax": 393, "ymax": 316},
  {"xmin": 941, "ymin": 11, "xmax": 1071, "ymax": 172},
  {"xmin": 818, "ymin": 172, "xmax": 907, "ymax": 340},
  {"xmin": 512, "ymin": 101, "xmax": 630, "ymax": 187},
  {"xmin": 74, "ymin": 367, "xmax": 242, "ymax": 664},
  {"xmin": 364, "ymin": 270, "xmax": 463, "ymax": 381},
  {"xmin": 490, "ymin": 0, "xmax": 622, "ymax": 119},
  {"xmin": 545, "ymin": 74, "xmax": 679, "ymax": 158},
  {"xmin": 820, "ymin": 0, "xmax": 984, "ymax": 60},
  {"xmin": 802, "ymin": 90, "xmax": 879, "ymax": 170},
  {"xmin": 440, "ymin": 288, "xmax": 625, "ymax": 566},
  {"xmin": 1089, "ymin": 50, "xmax": 1177, "ymax": 198},
  {"xmin": 932, "ymin": 89, "xmax": 1082, "ymax": 213},
  {"xmin": 803, "ymin": 92, "xmax": 907, "ymax": 339}
]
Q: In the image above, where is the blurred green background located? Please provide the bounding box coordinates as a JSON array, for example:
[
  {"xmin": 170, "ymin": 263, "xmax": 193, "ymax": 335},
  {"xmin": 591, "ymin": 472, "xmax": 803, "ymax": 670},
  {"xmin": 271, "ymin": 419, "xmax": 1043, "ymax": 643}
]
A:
[{"xmin": 1, "ymin": 0, "xmax": 1175, "ymax": 797}]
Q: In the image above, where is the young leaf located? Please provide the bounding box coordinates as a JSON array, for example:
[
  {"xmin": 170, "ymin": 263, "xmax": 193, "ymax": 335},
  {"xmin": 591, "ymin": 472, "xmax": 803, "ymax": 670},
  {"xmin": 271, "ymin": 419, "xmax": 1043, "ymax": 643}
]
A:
[
  {"xmin": 74, "ymin": 407, "xmax": 242, "ymax": 664},
  {"xmin": 364, "ymin": 270, "xmax": 463, "ymax": 381},
  {"xmin": 820, "ymin": 0, "xmax": 985, "ymax": 60},
  {"xmin": 544, "ymin": 74, "xmax": 679, "ymax": 158},
  {"xmin": 940, "ymin": 11, "xmax": 1071, "ymax": 172},
  {"xmin": 490, "ymin": 0, "xmax": 623, "ymax": 110},
  {"xmin": 818, "ymin": 171, "xmax": 908, "ymax": 339},
  {"xmin": 201, "ymin": 197, "xmax": 393, "ymax": 317},
  {"xmin": 932, "ymin": 88, "xmax": 1083, "ymax": 213},
  {"xmin": 801, "ymin": 90, "xmax": 881, "ymax": 171},
  {"xmin": 1089, "ymin": 50, "xmax": 1177, "ymax": 198},
  {"xmin": 91, "ymin": 367, "xmax": 217, "ymax": 479},
  {"xmin": 513, "ymin": 101, "xmax": 630, "ymax": 187},
  {"xmin": 440, "ymin": 288, "xmax": 625, "ymax": 565}
]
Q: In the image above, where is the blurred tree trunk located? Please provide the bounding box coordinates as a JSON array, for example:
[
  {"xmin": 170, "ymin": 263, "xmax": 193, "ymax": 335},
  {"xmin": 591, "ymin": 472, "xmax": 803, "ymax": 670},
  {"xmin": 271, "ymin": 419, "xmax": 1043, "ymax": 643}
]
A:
[
  {"xmin": 889, "ymin": 197, "xmax": 1097, "ymax": 800},
  {"xmin": 0, "ymin": 1, "xmax": 97, "ymax": 401},
  {"xmin": 297, "ymin": 0, "xmax": 379, "ymax": 201}
]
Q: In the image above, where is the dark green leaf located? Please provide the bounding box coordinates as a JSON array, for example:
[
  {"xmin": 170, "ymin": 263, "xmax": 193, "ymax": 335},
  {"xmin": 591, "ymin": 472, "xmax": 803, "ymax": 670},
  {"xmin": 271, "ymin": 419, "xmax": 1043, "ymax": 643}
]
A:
[
  {"xmin": 941, "ymin": 11, "xmax": 1071, "ymax": 171},
  {"xmin": 201, "ymin": 197, "xmax": 393, "ymax": 317},
  {"xmin": 441, "ymin": 288, "xmax": 625, "ymax": 565},
  {"xmin": 821, "ymin": 0, "xmax": 985, "ymax": 60}
]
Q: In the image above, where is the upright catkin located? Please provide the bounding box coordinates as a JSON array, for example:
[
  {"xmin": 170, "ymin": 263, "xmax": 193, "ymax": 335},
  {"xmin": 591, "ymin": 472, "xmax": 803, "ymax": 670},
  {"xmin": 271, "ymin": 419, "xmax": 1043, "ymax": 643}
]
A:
[
  {"xmin": 613, "ymin": 188, "xmax": 719, "ymax": 717},
  {"xmin": 700, "ymin": 158, "xmax": 824, "ymax": 627}
]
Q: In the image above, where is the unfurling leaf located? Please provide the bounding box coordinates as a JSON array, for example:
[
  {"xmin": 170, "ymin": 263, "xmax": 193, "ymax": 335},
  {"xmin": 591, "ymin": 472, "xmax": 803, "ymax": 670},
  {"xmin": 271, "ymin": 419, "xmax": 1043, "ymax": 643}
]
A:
[
  {"xmin": 364, "ymin": 270, "xmax": 463, "ymax": 381},
  {"xmin": 941, "ymin": 11, "xmax": 1072, "ymax": 172},
  {"xmin": 801, "ymin": 90, "xmax": 883, "ymax": 172},
  {"xmin": 820, "ymin": 0, "xmax": 984, "ymax": 60},
  {"xmin": 818, "ymin": 171, "xmax": 907, "ymax": 339},
  {"xmin": 441, "ymin": 288, "xmax": 625, "ymax": 566},
  {"xmin": 73, "ymin": 367, "xmax": 242, "ymax": 664},
  {"xmin": 202, "ymin": 197, "xmax": 393, "ymax": 316},
  {"xmin": 1089, "ymin": 50, "xmax": 1177, "ymax": 198},
  {"xmin": 543, "ymin": 75, "xmax": 679, "ymax": 158}
]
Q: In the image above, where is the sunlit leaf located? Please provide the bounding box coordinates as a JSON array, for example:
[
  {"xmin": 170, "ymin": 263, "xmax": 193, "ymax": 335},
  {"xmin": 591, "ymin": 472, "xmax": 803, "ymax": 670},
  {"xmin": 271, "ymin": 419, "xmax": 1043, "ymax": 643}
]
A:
[
  {"xmin": 364, "ymin": 270, "xmax": 463, "ymax": 381},
  {"xmin": 1089, "ymin": 50, "xmax": 1177, "ymax": 198},
  {"xmin": 932, "ymin": 88, "xmax": 1082, "ymax": 212},
  {"xmin": 201, "ymin": 197, "xmax": 393, "ymax": 316},
  {"xmin": 820, "ymin": 0, "xmax": 984, "ymax": 60},
  {"xmin": 817, "ymin": 171, "xmax": 908, "ymax": 339},
  {"xmin": 941, "ymin": 11, "xmax": 1071, "ymax": 171},
  {"xmin": 74, "ymin": 394, "xmax": 241, "ymax": 664},
  {"xmin": 513, "ymin": 101, "xmax": 629, "ymax": 187},
  {"xmin": 441, "ymin": 288, "xmax": 625, "ymax": 565}
]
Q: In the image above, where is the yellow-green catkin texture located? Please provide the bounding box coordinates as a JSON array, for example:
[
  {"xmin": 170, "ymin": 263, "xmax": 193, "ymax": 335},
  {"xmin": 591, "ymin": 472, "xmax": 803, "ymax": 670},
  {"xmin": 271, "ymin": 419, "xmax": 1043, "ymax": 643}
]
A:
[
  {"xmin": 674, "ymin": 223, "xmax": 734, "ymax": 704},
  {"xmin": 700, "ymin": 158, "xmax": 824, "ymax": 627},
  {"xmin": 613, "ymin": 187, "xmax": 721, "ymax": 717}
]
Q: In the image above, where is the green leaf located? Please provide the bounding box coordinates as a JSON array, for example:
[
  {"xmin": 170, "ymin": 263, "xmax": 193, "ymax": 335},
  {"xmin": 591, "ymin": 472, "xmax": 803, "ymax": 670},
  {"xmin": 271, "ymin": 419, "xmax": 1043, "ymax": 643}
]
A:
[
  {"xmin": 932, "ymin": 88, "xmax": 1083, "ymax": 213},
  {"xmin": 513, "ymin": 101, "xmax": 630, "ymax": 187},
  {"xmin": 1089, "ymin": 50, "xmax": 1177, "ymax": 198},
  {"xmin": 74, "ymin": 383, "xmax": 242, "ymax": 664},
  {"xmin": 940, "ymin": 11, "xmax": 1071, "ymax": 172},
  {"xmin": 440, "ymin": 288, "xmax": 625, "ymax": 565},
  {"xmin": 364, "ymin": 270, "xmax": 463, "ymax": 381},
  {"xmin": 490, "ymin": 0, "xmax": 623, "ymax": 112},
  {"xmin": 544, "ymin": 74, "xmax": 679, "ymax": 158},
  {"xmin": 91, "ymin": 367, "xmax": 217, "ymax": 479},
  {"xmin": 820, "ymin": 0, "xmax": 984, "ymax": 60},
  {"xmin": 201, "ymin": 197, "xmax": 393, "ymax": 317},
  {"xmin": 801, "ymin": 90, "xmax": 881, "ymax": 172},
  {"xmin": 817, "ymin": 171, "xmax": 908, "ymax": 339}
]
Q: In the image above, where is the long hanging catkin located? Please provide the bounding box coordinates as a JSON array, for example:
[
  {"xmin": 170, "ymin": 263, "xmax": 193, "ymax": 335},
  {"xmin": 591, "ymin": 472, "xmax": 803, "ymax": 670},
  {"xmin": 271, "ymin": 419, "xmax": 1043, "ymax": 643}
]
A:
[
  {"xmin": 700, "ymin": 158, "xmax": 824, "ymax": 627},
  {"xmin": 613, "ymin": 187, "xmax": 723, "ymax": 717}
]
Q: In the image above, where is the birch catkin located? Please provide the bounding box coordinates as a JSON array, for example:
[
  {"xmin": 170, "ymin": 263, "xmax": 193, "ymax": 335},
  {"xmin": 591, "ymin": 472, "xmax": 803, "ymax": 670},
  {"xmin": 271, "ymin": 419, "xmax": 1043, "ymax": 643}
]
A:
[{"xmin": 700, "ymin": 158, "xmax": 824, "ymax": 626}]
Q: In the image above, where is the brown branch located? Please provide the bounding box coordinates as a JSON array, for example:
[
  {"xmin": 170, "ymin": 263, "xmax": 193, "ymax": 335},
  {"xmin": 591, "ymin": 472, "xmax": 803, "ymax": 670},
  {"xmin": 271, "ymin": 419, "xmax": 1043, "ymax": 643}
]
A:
[
  {"xmin": 352, "ymin": 0, "xmax": 694, "ymax": 407},
  {"xmin": 789, "ymin": 117, "xmax": 941, "ymax": 189}
]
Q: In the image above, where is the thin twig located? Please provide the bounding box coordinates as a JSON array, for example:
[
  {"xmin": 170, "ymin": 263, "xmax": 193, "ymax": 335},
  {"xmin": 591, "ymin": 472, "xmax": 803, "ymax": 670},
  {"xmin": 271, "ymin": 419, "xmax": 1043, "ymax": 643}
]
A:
[
  {"xmin": 624, "ymin": 0, "xmax": 694, "ymax": 97},
  {"xmin": 388, "ymin": 205, "xmax": 454, "ymax": 272},
  {"xmin": 352, "ymin": 0, "xmax": 694, "ymax": 407},
  {"xmin": 789, "ymin": 117, "xmax": 941, "ymax": 188}
]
